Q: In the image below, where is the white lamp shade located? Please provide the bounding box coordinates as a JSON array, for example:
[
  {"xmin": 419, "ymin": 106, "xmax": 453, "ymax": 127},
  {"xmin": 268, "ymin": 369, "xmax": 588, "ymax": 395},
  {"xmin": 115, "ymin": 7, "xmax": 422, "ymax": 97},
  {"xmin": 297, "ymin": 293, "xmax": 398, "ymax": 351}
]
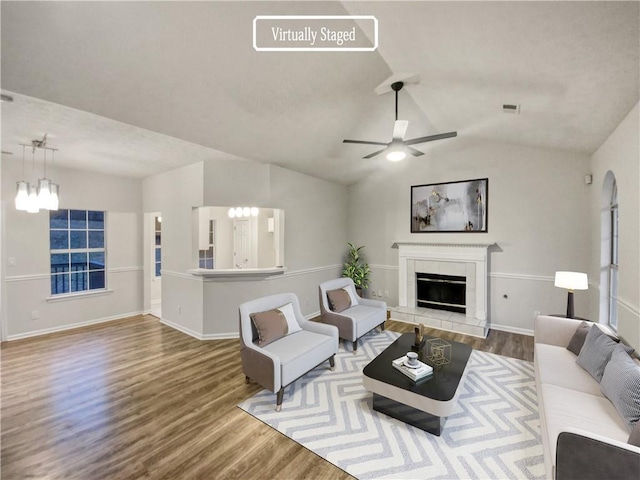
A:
[
  {"xmin": 235, "ymin": 207, "xmax": 243, "ymax": 217},
  {"xmin": 27, "ymin": 186, "xmax": 39, "ymax": 213},
  {"xmin": 242, "ymin": 207, "xmax": 250, "ymax": 217},
  {"xmin": 37, "ymin": 178, "xmax": 51, "ymax": 208},
  {"xmin": 15, "ymin": 181, "xmax": 29, "ymax": 211},
  {"xmin": 228, "ymin": 208, "xmax": 236, "ymax": 218},
  {"xmin": 47, "ymin": 183, "xmax": 59, "ymax": 211},
  {"xmin": 250, "ymin": 207, "xmax": 259, "ymax": 216},
  {"xmin": 554, "ymin": 271, "xmax": 588, "ymax": 290}
]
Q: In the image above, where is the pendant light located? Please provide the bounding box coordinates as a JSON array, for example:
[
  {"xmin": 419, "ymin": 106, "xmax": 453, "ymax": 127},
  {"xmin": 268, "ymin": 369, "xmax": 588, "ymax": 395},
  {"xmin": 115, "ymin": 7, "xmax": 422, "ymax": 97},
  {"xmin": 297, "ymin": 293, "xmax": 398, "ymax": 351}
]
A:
[
  {"xmin": 47, "ymin": 150, "xmax": 59, "ymax": 211},
  {"xmin": 14, "ymin": 146, "xmax": 30, "ymax": 211},
  {"xmin": 15, "ymin": 134, "xmax": 60, "ymax": 213},
  {"xmin": 37, "ymin": 148, "xmax": 52, "ymax": 208}
]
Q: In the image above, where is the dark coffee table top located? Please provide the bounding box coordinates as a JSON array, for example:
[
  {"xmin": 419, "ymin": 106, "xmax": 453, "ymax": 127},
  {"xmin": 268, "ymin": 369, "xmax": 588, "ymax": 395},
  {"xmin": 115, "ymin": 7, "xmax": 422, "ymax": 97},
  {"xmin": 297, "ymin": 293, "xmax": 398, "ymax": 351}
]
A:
[{"xmin": 363, "ymin": 333, "xmax": 472, "ymax": 402}]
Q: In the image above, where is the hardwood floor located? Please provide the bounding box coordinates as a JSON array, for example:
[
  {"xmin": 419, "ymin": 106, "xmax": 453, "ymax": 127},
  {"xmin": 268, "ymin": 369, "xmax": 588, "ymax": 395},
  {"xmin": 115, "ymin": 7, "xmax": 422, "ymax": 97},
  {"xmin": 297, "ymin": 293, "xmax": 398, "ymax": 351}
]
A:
[{"xmin": 1, "ymin": 315, "xmax": 533, "ymax": 479}]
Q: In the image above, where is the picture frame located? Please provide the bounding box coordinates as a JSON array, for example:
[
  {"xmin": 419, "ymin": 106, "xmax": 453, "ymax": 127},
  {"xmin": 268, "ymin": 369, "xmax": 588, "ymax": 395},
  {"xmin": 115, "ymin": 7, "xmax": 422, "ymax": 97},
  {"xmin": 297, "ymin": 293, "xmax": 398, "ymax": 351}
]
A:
[{"xmin": 411, "ymin": 178, "xmax": 488, "ymax": 233}]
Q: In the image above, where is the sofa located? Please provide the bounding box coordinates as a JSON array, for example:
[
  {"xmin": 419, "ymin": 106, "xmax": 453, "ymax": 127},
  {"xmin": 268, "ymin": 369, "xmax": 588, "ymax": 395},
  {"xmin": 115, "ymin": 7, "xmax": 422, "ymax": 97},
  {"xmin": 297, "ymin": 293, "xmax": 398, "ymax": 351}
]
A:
[{"xmin": 534, "ymin": 315, "xmax": 640, "ymax": 479}]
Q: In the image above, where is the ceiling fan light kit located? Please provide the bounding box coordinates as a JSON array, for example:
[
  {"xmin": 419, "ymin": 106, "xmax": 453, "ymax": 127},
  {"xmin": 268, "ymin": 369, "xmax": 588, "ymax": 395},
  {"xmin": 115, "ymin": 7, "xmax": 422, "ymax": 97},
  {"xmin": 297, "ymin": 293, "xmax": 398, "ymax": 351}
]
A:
[{"xmin": 343, "ymin": 81, "xmax": 457, "ymax": 160}]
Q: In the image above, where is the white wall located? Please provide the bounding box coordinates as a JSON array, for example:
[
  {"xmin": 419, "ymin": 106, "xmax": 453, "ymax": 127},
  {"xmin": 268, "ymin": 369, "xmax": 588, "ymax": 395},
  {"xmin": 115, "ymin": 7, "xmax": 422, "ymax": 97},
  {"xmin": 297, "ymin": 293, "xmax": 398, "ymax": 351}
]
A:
[
  {"xmin": 588, "ymin": 102, "xmax": 639, "ymax": 350},
  {"xmin": 142, "ymin": 162, "xmax": 204, "ymax": 338},
  {"xmin": 348, "ymin": 137, "xmax": 592, "ymax": 334},
  {"xmin": 200, "ymin": 161, "xmax": 349, "ymax": 337},
  {"xmin": 1, "ymin": 160, "xmax": 143, "ymax": 339}
]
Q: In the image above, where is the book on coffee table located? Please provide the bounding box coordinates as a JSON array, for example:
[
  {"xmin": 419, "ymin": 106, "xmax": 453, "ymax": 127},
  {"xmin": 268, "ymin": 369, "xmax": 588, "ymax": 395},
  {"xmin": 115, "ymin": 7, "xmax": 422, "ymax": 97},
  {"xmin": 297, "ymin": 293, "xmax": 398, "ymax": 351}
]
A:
[{"xmin": 392, "ymin": 356, "xmax": 433, "ymax": 381}]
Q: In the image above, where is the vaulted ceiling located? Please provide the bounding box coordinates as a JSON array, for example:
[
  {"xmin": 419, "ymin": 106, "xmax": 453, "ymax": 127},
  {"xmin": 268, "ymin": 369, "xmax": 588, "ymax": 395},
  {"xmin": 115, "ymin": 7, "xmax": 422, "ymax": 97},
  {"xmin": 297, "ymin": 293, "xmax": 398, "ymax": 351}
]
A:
[{"xmin": 2, "ymin": 1, "xmax": 638, "ymax": 185}]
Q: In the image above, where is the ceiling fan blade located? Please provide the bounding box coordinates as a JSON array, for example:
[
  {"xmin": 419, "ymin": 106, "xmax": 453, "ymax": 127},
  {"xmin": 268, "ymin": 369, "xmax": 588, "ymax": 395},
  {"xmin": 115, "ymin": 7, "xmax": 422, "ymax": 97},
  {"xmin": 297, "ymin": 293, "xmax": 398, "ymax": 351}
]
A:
[
  {"xmin": 403, "ymin": 131, "xmax": 457, "ymax": 146},
  {"xmin": 392, "ymin": 120, "xmax": 409, "ymax": 141},
  {"xmin": 343, "ymin": 139, "xmax": 389, "ymax": 146},
  {"xmin": 407, "ymin": 147, "xmax": 424, "ymax": 157},
  {"xmin": 363, "ymin": 148, "xmax": 388, "ymax": 159}
]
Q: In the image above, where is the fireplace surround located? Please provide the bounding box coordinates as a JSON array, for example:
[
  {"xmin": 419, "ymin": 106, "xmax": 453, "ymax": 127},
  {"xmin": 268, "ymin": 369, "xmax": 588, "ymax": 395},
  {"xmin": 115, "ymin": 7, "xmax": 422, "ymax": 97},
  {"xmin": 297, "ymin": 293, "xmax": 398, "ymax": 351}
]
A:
[{"xmin": 390, "ymin": 243, "xmax": 492, "ymax": 337}]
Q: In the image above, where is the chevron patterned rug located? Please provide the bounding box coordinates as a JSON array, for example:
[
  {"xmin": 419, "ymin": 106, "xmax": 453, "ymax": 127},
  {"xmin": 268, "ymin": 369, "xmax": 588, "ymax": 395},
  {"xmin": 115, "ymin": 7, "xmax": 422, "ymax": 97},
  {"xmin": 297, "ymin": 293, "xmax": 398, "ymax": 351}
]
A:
[{"xmin": 238, "ymin": 330, "xmax": 545, "ymax": 479}]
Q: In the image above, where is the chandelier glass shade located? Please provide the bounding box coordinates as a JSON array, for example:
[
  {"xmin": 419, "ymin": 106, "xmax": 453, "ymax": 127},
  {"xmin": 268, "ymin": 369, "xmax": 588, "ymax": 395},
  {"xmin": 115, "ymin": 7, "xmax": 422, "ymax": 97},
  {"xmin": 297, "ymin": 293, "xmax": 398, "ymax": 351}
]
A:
[
  {"xmin": 228, "ymin": 207, "xmax": 260, "ymax": 218},
  {"xmin": 14, "ymin": 137, "xmax": 60, "ymax": 213}
]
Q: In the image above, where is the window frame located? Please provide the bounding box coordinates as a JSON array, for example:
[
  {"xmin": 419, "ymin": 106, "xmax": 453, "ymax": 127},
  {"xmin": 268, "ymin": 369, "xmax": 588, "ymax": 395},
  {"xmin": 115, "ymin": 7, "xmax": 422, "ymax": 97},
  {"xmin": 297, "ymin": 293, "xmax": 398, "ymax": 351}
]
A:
[{"xmin": 49, "ymin": 209, "xmax": 107, "ymax": 297}]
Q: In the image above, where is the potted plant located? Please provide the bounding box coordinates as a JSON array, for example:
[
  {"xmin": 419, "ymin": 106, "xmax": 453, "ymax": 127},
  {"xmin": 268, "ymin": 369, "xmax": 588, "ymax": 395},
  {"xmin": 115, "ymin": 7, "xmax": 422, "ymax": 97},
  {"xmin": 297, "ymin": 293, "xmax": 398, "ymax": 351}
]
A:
[{"xmin": 342, "ymin": 242, "xmax": 371, "ymax": 296}]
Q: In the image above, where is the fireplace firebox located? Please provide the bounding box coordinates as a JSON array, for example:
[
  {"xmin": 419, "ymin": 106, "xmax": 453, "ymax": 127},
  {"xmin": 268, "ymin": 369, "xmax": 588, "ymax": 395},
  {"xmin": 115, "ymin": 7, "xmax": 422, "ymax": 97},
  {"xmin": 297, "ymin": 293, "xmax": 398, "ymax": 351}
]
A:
[{"xmin": 416, "ymin": 273, "xmax": 466, "ymax": 314}]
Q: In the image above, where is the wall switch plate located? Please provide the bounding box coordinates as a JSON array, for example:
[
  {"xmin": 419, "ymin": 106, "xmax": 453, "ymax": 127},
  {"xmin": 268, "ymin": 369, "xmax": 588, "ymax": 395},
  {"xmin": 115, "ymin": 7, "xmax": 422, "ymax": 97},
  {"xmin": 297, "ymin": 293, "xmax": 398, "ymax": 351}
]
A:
[
  {"xmin": 384, "ymin": 290, "xmax": 389, "ymax": 298},
  {"xmin": 8, "ymin": 257, "xmax": 16, "ymax": 266},
  {"xmin": 30, "ymin": 310, "xmax": 39, "ymax": 320},
  {"xmin": 378, "ymin": 290, "xmax": 382, "ymax": 298}
]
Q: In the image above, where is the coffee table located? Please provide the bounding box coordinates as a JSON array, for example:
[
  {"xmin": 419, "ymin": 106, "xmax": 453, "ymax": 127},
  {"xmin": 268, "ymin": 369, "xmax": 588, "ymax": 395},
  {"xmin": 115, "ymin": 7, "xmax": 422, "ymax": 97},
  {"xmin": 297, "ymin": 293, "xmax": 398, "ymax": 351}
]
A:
[{"xmin": 362, "ymin": 333, "xmax": 472, "ymax": 436}]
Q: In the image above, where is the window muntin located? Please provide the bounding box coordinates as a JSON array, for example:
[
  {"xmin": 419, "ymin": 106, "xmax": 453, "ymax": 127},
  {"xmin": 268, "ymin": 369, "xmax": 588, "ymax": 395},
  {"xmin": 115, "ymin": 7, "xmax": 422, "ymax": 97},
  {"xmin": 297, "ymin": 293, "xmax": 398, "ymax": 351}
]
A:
[{"xmin": 50, "ymin": 209, "xmax": 106, "ymax": 295}]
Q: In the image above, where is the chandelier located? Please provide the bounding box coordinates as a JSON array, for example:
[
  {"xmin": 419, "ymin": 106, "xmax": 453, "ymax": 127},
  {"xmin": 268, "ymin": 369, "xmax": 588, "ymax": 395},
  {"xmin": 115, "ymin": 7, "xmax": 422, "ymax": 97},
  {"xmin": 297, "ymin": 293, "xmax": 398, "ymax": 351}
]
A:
[{"xmin": 15, "ymin": 134, "xmax": 59, "ymax": 213}]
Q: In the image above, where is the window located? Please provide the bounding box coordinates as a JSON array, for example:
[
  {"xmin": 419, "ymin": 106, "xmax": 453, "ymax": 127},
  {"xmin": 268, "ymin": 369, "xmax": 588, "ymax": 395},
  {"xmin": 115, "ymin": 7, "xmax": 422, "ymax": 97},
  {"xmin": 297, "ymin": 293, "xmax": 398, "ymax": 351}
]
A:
[
  {"xmin": 608, "ymin": 182, "xmax": 618, "ymax": 330},
  {"xmin": 155, "ymin": 216, "xmax": 162, "ymax": 277},
  {"xmin": 50, "ymin": 209, "xmax": 106, "ymax": 295},
  {"xmin": 199, "ymin": 219, "xmax": 215, "ymax": 269}
]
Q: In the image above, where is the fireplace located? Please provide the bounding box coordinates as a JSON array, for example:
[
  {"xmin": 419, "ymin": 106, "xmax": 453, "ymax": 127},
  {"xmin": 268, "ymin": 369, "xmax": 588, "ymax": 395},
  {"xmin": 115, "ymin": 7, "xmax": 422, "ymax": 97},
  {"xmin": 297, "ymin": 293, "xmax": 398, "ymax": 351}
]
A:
[{"xmin": 416, "ymin": 273, "xmax": 466, "ymax": 314}]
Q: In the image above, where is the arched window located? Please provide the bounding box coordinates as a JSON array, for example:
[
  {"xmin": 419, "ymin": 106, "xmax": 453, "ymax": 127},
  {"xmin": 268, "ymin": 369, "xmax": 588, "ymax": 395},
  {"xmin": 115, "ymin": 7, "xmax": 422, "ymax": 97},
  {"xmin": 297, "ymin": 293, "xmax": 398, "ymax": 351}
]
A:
[{"xmin": 600, "ymin": 171, "xmax": 618, "ymax": 330}]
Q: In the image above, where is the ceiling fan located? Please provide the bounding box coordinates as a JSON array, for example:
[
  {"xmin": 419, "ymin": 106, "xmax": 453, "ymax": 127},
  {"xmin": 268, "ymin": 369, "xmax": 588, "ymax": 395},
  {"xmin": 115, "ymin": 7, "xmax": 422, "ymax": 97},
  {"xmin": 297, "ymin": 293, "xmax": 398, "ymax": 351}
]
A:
[{"xmin": 343, "ymin": 81, "xmax": 457, "ymax": 161}]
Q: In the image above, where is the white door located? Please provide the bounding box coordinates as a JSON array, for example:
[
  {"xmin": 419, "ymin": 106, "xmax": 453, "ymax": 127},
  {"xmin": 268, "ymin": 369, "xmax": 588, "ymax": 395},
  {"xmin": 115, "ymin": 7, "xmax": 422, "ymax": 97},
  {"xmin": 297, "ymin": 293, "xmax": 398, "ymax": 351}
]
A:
[{"xmin": 233, "ymin": 219, "xmax": 251, "ymax": 268}]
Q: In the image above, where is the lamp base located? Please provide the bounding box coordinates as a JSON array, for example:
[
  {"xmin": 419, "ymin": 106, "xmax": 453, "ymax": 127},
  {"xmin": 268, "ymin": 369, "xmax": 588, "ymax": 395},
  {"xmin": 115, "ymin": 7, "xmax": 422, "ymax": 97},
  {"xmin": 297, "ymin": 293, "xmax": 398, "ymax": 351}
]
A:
[{"xmin": 566, "ymin": 291, "xmax": 575, "ymax": 319}]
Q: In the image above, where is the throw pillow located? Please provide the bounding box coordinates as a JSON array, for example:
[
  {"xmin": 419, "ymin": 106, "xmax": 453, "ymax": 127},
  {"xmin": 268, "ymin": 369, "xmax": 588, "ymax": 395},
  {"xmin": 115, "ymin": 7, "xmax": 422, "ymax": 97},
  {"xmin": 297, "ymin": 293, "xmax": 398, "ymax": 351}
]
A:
[
  {"xmin": 567, "ymin": 321, "xmax": 592, "ymax": 356},
  {"xmin": 250, "ymin": 303, "xmax": 301, "ymax": 347},
  {"xmin": 629, "ymin": 419, "xmax": 640, "ymax": 447},
  {"xmin": 576, "ymin": 326, "xmax": 620, "ymax": 382},
  {"xmin": 327, "ymin": 288, "xmax": 352, "ymax": 313},
  {"xmin": 600, "ymin": 345, "xmax": 640, "ymax": 431}
]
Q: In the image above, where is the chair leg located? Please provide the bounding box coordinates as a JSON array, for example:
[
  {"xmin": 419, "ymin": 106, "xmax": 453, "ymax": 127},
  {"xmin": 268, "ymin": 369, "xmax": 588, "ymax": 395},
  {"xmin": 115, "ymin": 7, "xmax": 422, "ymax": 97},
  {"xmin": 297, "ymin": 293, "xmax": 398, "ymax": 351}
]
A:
[
  {"xmin": 352, "ymin": 340, "xmax": 358, "ymax": 355},
  {"xmin": 380, "ymin": 321, "xmax": 386, "ymax": 331},
  {"xmin": 245, "ymin": 375, "xmax": 250, "ymax": 384},
  {"xmin": 276, "ymin": 387, "xmax": 284, "ymax": 412},
  {"xmin": 329, "ymin": 354, "xmax": 335, "ymax": 371}
]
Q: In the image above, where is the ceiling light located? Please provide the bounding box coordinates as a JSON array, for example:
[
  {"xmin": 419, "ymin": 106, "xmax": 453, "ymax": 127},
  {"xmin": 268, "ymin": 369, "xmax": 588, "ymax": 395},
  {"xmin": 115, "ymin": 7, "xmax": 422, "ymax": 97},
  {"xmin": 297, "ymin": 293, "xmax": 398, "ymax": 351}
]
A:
[
  {"xmin": 15, "ymin": 135, "xmax": 60, "ymax": 213},
  {"xmin": 242, "ymin": 207, "xmax": 251, "ymax": 217},
  {"xmin": 250, "ymin": 207, "xmax": 259, "ymax": 216},
  {"xmin": 235, "ymin": 207, "xmax": 243, "ymax": 217},
  {"xmin": 386, "ymin": 149, "xmax": 407, "ymax": 162},
  {"xmin": 228, "ymin": 208, "xmax": 236, "ymax": 218}
]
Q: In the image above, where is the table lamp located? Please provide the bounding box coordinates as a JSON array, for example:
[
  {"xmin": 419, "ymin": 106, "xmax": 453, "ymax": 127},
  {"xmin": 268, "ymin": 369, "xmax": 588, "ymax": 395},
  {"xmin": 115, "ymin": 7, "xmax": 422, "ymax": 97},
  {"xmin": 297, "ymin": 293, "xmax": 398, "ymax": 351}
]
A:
[{"xmin": 554, "ymin": 271, "xmax": 588, "ymax": 318}]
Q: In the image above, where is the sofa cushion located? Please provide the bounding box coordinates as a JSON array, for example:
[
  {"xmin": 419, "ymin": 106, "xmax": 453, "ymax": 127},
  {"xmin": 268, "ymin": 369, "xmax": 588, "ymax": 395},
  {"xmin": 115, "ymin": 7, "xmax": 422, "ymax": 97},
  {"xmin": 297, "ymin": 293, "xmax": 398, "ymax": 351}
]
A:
[
  {"xmin": 629, "ymin": 421, "xmax": 640, "ymax": 446},
  {"xmin": 577, "ymin": 325, "xmax": 619, "ymax": 382},
  {"xmin": 600, "ymin": 345, "xmax": 640, "ymax": 430},
  {"xmin": 263, "ymin": 330, "xmax": 335, "ymax": 386},
  {"xmin": 540, "ymin": 383, "xmax": 631, "ymax": 469},
  {"xmin": 535, "ymin": 343, "xmax": 604, "ymax": 397},
  {"xmin": 326, "ymin": 288, "xmax": 352, "ymax": 313},
  {"xmin": 567, "ymin": 321, "xmax": 591, "ymax": 356},
  {"xmin": 250, "ymin": 302, "xmax": 301, "ymax": 347}
]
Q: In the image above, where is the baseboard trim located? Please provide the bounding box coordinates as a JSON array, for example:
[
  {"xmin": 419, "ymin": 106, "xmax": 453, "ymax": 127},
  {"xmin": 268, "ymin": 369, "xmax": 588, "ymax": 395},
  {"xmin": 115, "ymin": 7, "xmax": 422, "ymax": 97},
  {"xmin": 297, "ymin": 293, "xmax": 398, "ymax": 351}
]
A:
[
  {"xmin": 159, "ymin": 318, "xmax": 203, "ymax": 340},
  {"xmin": 201, "ymin": 332, "xmax": 239, "ymax": 340},
  {"xmin": 490, "ymin": 323, "xmax": 534, "ymax": 337},
  {"xmin": 6, "ymin": 310, "xmax": 145, "ymax": 341}
]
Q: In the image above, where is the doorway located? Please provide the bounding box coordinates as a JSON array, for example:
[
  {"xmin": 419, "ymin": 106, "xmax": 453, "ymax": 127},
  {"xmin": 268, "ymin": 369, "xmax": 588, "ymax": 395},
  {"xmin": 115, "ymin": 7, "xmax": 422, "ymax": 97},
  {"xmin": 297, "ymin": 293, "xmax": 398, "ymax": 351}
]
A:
[{"xmin": 145, "ymin": 212, "xmax": 162, "ymax": 318}]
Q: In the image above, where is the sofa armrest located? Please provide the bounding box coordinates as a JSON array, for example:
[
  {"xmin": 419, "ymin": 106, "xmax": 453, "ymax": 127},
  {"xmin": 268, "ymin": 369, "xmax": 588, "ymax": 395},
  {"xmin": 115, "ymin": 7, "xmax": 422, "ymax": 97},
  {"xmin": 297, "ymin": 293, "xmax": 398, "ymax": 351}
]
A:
[
  {"xmin": 299, "ymin": 318, "xmax": 339, "ymax": 343},
  {"xmin": 556, "ymin": 428, "xmax": 640, "ymax": 480},
  {"xmin": 357, "ymin": 297, "xmax": 387, "ymax": 311},
  {"xmin": 240, "ymin": 342, "xmax": 281, "ymax": 393},
  {"xmin": 534, "ymin": 315, "xmax": 583, "ymax": 347}
]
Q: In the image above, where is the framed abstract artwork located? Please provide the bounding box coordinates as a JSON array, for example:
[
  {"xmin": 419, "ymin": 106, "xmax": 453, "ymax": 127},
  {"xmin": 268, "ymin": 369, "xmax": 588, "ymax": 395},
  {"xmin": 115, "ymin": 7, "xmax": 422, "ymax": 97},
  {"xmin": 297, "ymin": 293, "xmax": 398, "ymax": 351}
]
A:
[{"xmin": 411, "ymin": 178, "xmax": 488, "ymax": 233}]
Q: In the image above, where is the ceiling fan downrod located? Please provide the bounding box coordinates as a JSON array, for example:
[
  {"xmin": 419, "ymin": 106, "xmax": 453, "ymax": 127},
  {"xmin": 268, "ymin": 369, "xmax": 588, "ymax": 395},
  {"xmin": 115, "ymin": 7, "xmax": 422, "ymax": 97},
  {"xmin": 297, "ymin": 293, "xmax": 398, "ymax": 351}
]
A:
[{"xmin": 391, "ymin": 81, "xmax": 404, "ymax": 121}]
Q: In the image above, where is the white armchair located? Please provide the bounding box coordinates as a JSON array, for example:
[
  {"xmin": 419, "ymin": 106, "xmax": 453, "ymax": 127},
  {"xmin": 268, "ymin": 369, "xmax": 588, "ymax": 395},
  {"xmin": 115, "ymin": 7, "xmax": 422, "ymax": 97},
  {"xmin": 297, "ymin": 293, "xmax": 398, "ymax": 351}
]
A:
[
  {"xmin": 239, "ymin": 293, "xmax": 339, "ymax": 411},
  {"xmin": 318, "ymin": 278, "xmax": 387, "ymax": 354}
]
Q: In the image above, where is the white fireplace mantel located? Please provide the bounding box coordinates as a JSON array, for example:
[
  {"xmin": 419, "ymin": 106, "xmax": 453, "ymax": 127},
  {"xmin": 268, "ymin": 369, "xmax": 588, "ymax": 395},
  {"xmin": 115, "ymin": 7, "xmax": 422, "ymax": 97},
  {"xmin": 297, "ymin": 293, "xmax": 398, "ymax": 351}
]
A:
[{"xmin": 394, "ymin": 243, "xmax": 494, "ymax": 322}]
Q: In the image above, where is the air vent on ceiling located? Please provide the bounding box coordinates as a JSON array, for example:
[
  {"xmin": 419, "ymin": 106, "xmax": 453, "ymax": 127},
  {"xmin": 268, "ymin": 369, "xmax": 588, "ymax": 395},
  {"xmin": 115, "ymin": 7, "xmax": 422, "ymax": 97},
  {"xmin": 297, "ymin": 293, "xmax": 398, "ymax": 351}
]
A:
[{"xmin": 502, "ymin": 104, "xmax": 520, "ymax": 114}]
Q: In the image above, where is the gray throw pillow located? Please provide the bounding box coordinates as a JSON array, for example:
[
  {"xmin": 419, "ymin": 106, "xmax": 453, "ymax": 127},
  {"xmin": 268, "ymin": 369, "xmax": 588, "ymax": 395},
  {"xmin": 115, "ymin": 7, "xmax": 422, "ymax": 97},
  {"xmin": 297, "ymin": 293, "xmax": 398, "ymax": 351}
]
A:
[
  {"xmin": 629, "ymin": 419, "xmax": 640, "ymax": 446},
  {"xmin": 601, "ymin": 345, "xmax": 640, "ymax": 431},
  {"xmin": 576, "ymin": 326, "xmax": 619, "ymax": 382},
  {"xmin": 567, "ymin": 321, "xmax": 592, "ymax": 356}
]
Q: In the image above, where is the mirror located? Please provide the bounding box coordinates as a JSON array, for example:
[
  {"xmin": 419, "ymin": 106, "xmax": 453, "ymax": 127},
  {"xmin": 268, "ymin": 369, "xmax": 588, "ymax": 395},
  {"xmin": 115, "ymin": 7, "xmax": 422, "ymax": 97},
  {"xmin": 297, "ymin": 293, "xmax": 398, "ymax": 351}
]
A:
[{"xmin": 195, "ymin": 206, "xmax": 284, "ymax": 269}]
